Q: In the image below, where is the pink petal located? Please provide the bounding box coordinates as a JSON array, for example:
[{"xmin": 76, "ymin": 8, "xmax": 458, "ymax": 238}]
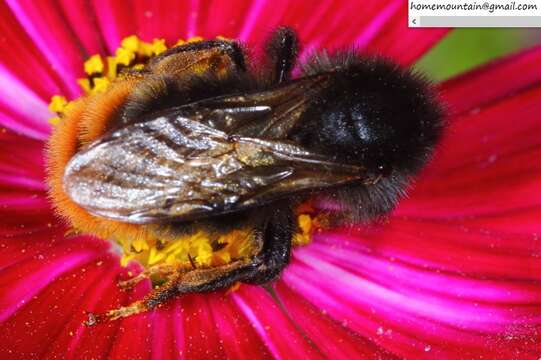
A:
[
  {"xmin": 0, "ymin": 67, "xmax": 51, "ymax": 139},
  {"xmin": 233, "ymin": 0, "xmax": 447, "ymax": 67},
  {"xmin": 57, "ymin": 0, "xmax": 109, "ymax": 55},
  {"xmin": 208, "ymin": 294, "xmax": 273, "ymax": 359},
  {"xmin": 0, "ymin": 1, "xmax": 67, "ymax": 99},
  {"xmin": 108, "ymin": 281, "xmax": 154, "ymax": 360},
  {"xmin": 0, "ymin": 131, "xmax": 52, "ymax": 237},
  {"xmin": 5, "ymin": 0, "xmax": 84, "ymax": 98},
  {"xmin": 233, "ymin": 286, "xmax": 326, "ymax": 360},
  {"xmin": 89, "ymin": 0, "xmax": 136, "ymax": 53},
  {"xmin": 0, "ymin": 130, "xmax": 46, "ymax": 189},
  {"xmin": 132, "ymin": 0, "xmax": 188, "ymax": 43},
  {"xmin": 180, "ymin": 294, "xmax": 228, "ymax": 358},
  {"xmin": 199, "ymin": 0, "xmax": 254, "ymax": 39},
  {"xmin": 0, "ymin": 235, "xmax": 104, "ymax": 322},
  {"xmin": 0, "ymin": 194, "xmax": 56, "ymax": 239},
  {"xmin": 399, "ymin": 85, "xmax": 541, "ymax": 220},
  {"xmin": 274, "ymin": 281, "xmax": 396, "ymax": 359},
  {"xmin": 149, "ymin": 303, "xmax": 184, "ymax": 360},
  {"xmin": 286, "ymin": 239, "xmax": 541, "ymax": 358},
  {"xmin": 42, "ymin": 257, "xmax": 130, "ymax": 359},
  {"xmin": 0, "ymin": 252, "xmax": 116, "ymax": 358},
  {"xmin": 441, "ymin": 44, "xmax": 541, "ymax": 115}
]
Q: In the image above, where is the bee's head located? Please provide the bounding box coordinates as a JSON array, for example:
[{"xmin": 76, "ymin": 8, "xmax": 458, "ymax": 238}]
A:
[{"xmin": 294, "ymin": 53, "xmax": 445, "ymax": 178}]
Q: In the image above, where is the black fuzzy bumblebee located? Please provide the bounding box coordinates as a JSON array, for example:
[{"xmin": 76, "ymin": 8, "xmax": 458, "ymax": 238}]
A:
[{"xmin": 59, "ymin": 28, "xmax": 444, "ymax": 321}]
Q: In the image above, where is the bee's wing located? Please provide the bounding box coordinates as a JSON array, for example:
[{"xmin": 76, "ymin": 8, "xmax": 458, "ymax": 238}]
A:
[
  {"xmin": 63, "ymin": 105, "xmax": 366, "ymax": 224},
  {"xmin": 188, "ymin": 74, "xmax": 330, "ymax": 139}
]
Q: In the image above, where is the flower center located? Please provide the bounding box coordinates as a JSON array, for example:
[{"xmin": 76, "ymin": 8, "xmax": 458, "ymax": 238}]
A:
[{"xmin": 47, "ymin": 35, "xmax": 322, "ymax": 277}]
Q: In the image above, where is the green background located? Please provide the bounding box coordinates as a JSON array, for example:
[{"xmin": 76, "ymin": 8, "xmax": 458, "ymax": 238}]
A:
[{"xmin": 415, "ymin": 28, "xmax": 541, "ymax": 81}]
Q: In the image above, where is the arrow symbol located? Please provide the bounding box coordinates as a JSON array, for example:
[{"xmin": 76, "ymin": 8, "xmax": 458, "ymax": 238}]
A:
[{"xmin": 412, "ymin": 18, "xmax": 417, "ymax": 24}]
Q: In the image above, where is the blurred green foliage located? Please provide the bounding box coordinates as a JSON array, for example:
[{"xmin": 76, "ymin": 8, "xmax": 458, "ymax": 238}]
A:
[{"xmin": 415, "ymin": 28, "xmax": 537, "ymax": 81}]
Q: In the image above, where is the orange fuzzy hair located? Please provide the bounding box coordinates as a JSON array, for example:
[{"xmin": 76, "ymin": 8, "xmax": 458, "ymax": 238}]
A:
[{"xmin": 46, "ymin": 78, "xmax": 160, "ymax": 245}]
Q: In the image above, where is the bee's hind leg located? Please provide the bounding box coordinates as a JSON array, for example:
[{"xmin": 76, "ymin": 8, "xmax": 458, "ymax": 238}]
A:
[
  {"xmin": 96, "ymin": 257, "xmax": 256, "ymax": 322},
  {"xmin": 86, "ymin": 206, "xmax": 293, "ymax": 324},
  {"xmin": 117, "ymin": 263, "xmax": 177, "ymax": 290},
  {"xmin": 243, "ymin": 205, "xmax": 293, "ymax": 284}
]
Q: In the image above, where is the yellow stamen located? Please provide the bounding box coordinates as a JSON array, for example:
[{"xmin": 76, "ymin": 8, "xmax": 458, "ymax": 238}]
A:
[
  {"xmin": 132, "ymin": 238, "xmax": 150, "ymax": 253},
  {"xmin": 115, "ymin": 47, "xmax": 135, "ymax": 66},
  {"xmin": 120, "ymin": 35, "xmax": 140, "ymax": 52},
  {"xmin": 48, "ymin": 95, "xmax": 68, "ymax": 114},
  {"xmin": 106, "ymin": 57, "xmax": 118, "ymax": 79},
  {"xmin": 92, "ymin": 77, "xmax": 110, "ymax": 93},
  {"xmin": 120, "ymin": 253, "xmax": 137, "ymax": 267},
  {"xmin": 84, "ymin": 55, "xmax": 105, "ymax": 75},
  {"xmin": 149, "ymin": 39, "xmax": 167, "ymax": 55}
]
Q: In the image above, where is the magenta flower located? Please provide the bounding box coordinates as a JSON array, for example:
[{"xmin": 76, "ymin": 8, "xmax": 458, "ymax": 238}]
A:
[{"xmin": 1, "ymin": 1, "xmax": 541, "ymax": 358}]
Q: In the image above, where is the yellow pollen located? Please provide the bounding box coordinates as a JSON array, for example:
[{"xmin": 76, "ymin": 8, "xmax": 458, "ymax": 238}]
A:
[
  {"xmin": 92, "ymin": 77, "xmax": 110, "ymax": 93},
  {"xmin": 120, "ymin": 35, "xmax": 140, "ymax": 52},
  {"xmin": 106, "ymin": 57, "xmax": 118, "ymax": 79},
  {"xmin": 48, "ymin": 95, "xmax": 68, "ymax": 114},
  {"xmin": 84, "ymin": 55, "xmax": 105, "ymax": 75},
  {"xmin": 149, "ymin": 39, "xmax": 167, "ymax": 55},
  {"xmin": 115, "ymin": 47, "xmax": 136, "ymax": 66},
  {"xmin": 48, "ymin": 116, "xmax": 61, "ymax": 126},
  {"xmin": 293, "ymin": 214, "xmax": 313, "ymax": 246},
  {"xmin": 49, "ymin": 34, "xmax": 321, "ymax": 277},
  {"xmin": 76, "ymin": 78, "xmax": 91, "ymax": 93}
]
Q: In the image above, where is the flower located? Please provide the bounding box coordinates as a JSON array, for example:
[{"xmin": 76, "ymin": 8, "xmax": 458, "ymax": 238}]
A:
[{"xmin": 1, "ymin": 0, "xmax": 540, "ymax": 358}]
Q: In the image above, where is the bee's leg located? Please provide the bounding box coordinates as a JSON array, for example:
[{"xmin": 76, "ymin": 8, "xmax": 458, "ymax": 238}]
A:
[
  {"xmin": 97, "ymin": 257, "xmax": 256, "ymax": 322},
  {"xmin": 264, "ymin": 27, "xmax": 299, "ymax": 83},
  {"xmin": 149, "ymin": 39, "xmax": 247, "ymax": 74},
  {"xmin": 117, "ymin": 263, "xmax": 177, "ymax": 290},
  {"xmin": 88, "ymin": 207, "xmax": 293, "ymax": 324},
  {"xmin": 243, "ymin": 205, "xmax": 293, "ymax": 284}
]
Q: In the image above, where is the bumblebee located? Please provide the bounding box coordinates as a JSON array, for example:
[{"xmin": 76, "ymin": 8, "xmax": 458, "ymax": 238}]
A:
[{"xmin": 47, "ymin": 28, "xmax": 444, "ymax": 322}]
